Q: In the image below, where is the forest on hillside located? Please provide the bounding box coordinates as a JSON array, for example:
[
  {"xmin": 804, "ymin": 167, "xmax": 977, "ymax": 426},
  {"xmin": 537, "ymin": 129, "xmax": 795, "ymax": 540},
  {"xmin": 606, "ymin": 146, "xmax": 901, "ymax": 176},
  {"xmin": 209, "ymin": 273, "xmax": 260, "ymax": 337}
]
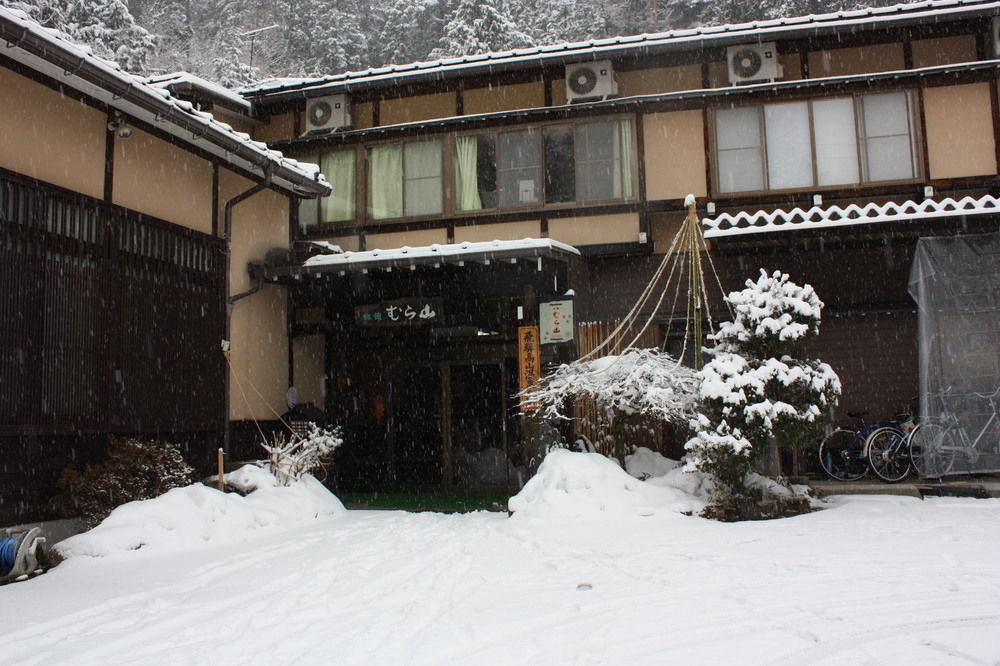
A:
[{"xmin": 2, "ymin": 0, "xmax": 903, "ymax": 86}]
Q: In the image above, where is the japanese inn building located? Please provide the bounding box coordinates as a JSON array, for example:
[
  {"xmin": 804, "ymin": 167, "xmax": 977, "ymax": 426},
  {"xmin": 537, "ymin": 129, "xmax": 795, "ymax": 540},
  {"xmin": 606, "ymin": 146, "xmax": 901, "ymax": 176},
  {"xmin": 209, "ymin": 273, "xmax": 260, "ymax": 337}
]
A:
[{"xmin": 4, "ymin": 0, "xmax": 1000, "ymax": 526}]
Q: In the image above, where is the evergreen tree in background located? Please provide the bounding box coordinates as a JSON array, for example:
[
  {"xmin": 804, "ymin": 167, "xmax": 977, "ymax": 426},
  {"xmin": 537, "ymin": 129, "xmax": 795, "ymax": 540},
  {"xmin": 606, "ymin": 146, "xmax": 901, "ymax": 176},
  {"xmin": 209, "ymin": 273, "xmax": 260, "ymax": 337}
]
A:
[
  {"xmin": 2, "ymin": 0, "xmax": 155, "ymax": 72},
  {"xmin": 431, "ymin": 0, "xmax": 532, "ymax": 58}
]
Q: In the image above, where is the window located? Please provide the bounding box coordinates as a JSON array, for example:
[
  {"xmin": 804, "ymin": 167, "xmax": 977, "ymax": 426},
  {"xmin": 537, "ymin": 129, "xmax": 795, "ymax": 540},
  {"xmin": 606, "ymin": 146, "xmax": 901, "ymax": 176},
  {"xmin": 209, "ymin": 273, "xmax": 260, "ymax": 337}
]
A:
[
  {"xmin": 498, "ymin": 129, "xmax": 541, "ymax": 208},
  {"xmin": 367, "ymin": 138, "xmax": 443, "ymax": 219},
  {"xmin": 714, "ymin": 91, "xmax": 916, "ymax": 194},
  {"xmin": 297, "ymin": 150, "xmax": 356, "ymax": 229},
  {"xmin": 455, "ymin": 118, "xmax": 635, "ymax": 211}
]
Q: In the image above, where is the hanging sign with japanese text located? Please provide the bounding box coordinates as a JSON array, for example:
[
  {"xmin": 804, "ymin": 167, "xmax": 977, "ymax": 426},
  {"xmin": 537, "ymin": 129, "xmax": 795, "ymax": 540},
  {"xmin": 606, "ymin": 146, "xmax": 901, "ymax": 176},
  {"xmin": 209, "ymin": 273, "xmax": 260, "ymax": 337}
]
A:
[
  {"xmin": 355, "ymin": 298, "xmax": 443, "ymax": 326},
  {"xmin": 518, "ymin": 325, "xmax": 541, "ymax": 412},
  {"xmin": 539, "ymin": 299, "xmax": 574, "ymax": 344}
]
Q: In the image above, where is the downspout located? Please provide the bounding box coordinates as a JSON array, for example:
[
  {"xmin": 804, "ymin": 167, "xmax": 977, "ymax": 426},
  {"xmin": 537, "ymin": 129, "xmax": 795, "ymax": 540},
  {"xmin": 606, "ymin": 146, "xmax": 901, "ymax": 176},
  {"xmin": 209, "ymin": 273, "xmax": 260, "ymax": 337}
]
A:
[{"xmin": 222, "ymin": 171, "xmax": 273, "ymax": 456}]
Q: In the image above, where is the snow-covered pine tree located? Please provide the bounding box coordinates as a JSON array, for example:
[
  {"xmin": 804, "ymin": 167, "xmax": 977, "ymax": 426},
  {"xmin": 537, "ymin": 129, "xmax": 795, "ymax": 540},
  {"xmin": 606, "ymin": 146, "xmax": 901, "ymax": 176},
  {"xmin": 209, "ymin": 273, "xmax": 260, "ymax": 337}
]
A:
[
  {"xmin": 431, "ymin": 0, "xmax": 532, "ymax": 59},
  {"xmin": 3, "ymin": 0, "xmax": 155, "ymax": 73},
  {"xmin": 369, "ymin": 0, "xmax": 447, "ymax": 68},
  {"xmin": 685, "ymin": 269, "xmax": 840, "ymax": 498},
  {"xmin": 277, "ymin": 0, "xmax": 368, "ymax": 76},
  {"xmin": 516, "ymin": 0, "xmax": 611, "ymax": 46}
]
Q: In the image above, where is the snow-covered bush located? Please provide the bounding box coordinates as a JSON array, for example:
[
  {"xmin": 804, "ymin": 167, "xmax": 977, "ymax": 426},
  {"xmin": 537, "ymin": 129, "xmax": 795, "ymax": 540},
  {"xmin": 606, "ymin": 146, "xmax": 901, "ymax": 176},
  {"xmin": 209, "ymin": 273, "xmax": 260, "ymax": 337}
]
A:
[
  {"xmin": 52, "ymin": 436, "xmax": 194, "ymax": 528},
  {"xmin": 685, "ymin": 270, "xmax": 840, "ymax": 515},
  {"xmin": 263, "ymin": 423, "xmax": 343, "ymax": 486},
  {"xmin": 528, "ymin": 348, "xmax": 699, "ymax": 423}
]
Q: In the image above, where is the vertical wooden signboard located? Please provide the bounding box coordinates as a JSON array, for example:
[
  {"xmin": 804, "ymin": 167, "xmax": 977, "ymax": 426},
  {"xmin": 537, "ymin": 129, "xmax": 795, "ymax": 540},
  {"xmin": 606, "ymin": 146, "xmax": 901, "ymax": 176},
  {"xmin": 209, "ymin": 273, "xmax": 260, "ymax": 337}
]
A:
[{"xmin": 518, "ymin": 325, "xmax": 541, "ymax": 412}]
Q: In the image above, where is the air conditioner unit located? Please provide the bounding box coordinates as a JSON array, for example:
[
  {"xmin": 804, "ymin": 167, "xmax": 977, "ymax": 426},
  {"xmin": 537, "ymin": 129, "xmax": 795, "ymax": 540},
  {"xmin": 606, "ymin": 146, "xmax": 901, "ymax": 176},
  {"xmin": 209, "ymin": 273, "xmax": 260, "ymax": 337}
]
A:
[
  {"xmin": 726, "ymin": 42, "xmax": 782, "ymax": 85},
  {"xmin": 565, "ymin": 60, "xmax": 617, "ymax": 102},
  {"xmin": 304, "ymin": 94, "xmax": 350, "ymax": 134},
  {"xmin": 992, "ymin": 16, "xmax": 1000, "ymax": 57}
]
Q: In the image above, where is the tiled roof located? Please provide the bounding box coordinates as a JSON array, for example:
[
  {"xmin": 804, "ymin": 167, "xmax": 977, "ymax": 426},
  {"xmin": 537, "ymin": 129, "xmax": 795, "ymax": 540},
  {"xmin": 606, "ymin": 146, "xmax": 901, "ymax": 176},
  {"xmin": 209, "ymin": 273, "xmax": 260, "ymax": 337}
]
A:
[{"xmin": 241, "ymin": 0, "xmax": 1000, "ymax": 100}]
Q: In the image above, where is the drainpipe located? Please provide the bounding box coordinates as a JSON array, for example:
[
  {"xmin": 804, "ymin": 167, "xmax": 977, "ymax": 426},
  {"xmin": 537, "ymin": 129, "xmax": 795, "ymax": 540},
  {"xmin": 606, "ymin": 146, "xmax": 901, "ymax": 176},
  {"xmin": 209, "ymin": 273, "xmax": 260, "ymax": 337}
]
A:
[{"xmin": 222, "ymin": 172, "xmax": 272, "ymax": 457}]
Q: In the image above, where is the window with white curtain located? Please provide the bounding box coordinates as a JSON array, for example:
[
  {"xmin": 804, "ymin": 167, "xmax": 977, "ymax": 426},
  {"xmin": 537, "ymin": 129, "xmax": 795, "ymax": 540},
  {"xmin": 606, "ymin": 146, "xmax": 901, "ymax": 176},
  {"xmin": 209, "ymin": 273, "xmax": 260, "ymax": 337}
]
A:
[
  {"xmin": 456, "ymin": 117, "xmax": 635, "ymax": 211},
  {"xmin": 319, "ymin": 150, "xmax": 356, "ymax": 222},
  {"xmin": 298, "ymin": 151, "xmax": 357, "ymax": 229},
  {"xmin": 715, "ymin": 91, "xmax": 916, "ymax": 193},
  {"xmin": 367, "ymin": 138, "xmax": 442, "ymax": 219}
]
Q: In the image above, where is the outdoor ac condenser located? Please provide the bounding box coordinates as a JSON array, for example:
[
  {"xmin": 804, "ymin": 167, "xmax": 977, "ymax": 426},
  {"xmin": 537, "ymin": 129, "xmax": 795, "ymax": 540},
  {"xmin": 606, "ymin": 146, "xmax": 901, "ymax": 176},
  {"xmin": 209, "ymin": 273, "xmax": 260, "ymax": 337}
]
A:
[
  {"xmin": 726, "ymin": 42, "xmax": 782, "ymax": 85},
  {"xmin": 304, "ymin": 94, "xmax": 350, "ymax": 134},
  {"xmin": 565, "ymin": 60, "xmax": 618, "ymax": 102}
]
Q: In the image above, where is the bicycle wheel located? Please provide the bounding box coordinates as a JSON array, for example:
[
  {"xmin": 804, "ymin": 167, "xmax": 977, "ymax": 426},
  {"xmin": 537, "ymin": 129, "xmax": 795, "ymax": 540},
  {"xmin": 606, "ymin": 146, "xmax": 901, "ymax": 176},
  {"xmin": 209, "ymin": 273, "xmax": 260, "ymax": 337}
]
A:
[
  {"xmin": 908, "ymin": 423, "xmax": 956, "ymax": 479},
  {"xmin": 866, "ymin": 426, "xmax": 909, "ymax": 483},
  {"xmin": 818, "ymin": 428, "xmax": 868, "ymax": 481}
]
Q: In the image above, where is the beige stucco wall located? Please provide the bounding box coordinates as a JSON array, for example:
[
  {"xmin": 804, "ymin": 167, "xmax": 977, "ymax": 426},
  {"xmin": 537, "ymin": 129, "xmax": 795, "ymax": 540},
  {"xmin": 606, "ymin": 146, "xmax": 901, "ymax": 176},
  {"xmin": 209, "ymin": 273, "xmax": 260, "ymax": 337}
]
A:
[
  {"xmin": 380, "ymin": 92, "xmax": 456, "ymax": 125},
  {"xmin": 779, "ymin": 53, "xmax": 802, "ymax": 80},
  {"xmin": 0, "ymin": 66, "xmax": 105, "ymax": 199},
  {"xmin": 808, "ymin": 43, "xmax": 904, "ymax": 78},
  {"xmin": 221, "ymin": 168, "xmax": 291, "ymax": 420},
  {"xmin": 643, "ymin": 110, "xmax": 707, "ymax": 201},
  {"xmin": 548, "ymin": 213, "xmax": 639, "ymax": 246},
  {"xmin": 551, "ymin": 79, "xmax": 567, "ymax": 106},
  {"xmin": 912, "ymin": 35, "xmax": 977, "ymax": 68},
  {"xmin": 293, "ymin": 335, "xmax": 326, "ymax": 408},
  {"xmin": 924, "ymin": 83, "xmax": 998, "ymax": 179},
  {"xmin": 353, "ymin": 102, "xmax": 374, "ymax": 129},
  {"xmin": 707, "ymin": 60, "xmax": 729, "ymax": 88},
  {"xmin": 650, "ymin": 211, "xmax": 687, "ymax": 253},
  {"xmin": 464, "ymin": 81, "xmax": 545, "ymax": 115},
  {"xmin": 454, "ymin": 220, "xmax": 542, "ymax": 243},
  {"xmin": 113, "ymin": 128, "xmax": 214, "ymax": 234},
  {"xmin": 618, "ymin": 64, "xmax": 702, "ymax": 96},
  {"xmin": 255, "ymin": 113, "xmax": 296, "ymax": 142},
  {"xmin": 366, "ymin": 227, "xmax": 448, "ymax": 249}
]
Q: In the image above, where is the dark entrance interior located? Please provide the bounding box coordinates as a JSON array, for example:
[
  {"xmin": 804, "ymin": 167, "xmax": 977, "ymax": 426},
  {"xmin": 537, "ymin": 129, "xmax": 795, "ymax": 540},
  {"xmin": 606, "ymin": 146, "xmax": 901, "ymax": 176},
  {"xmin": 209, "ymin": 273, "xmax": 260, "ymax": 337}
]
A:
[
  {"xmin": 389, "ymin": 364, "xmax": 443, "ymax": 490},
  {"xmin": 330, "ymin": 351, "xmax": 520, "ymax": 494}
]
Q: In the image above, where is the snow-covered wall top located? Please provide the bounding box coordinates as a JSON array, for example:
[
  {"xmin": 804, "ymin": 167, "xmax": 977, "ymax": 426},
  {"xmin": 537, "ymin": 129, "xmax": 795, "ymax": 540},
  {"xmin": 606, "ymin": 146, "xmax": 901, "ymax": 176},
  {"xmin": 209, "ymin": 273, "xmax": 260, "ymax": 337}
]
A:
[
  {"xmin": 0, "ymin": 6, "xmax": 328, "ymax": 198},
  {"xmin": 146, "ymin": 72, "xmax": 253, "ymax": 112},
  {"xmin": 702, "ymin": 195, "xmax": 1000, "ymax": 238},
  {"xmin": 241, "ymin": 0, "xmax": 1000, "ymax": 99},
  {"xmin": 302, "ymin": 238, "xmax": 580, "ymax": 271}
]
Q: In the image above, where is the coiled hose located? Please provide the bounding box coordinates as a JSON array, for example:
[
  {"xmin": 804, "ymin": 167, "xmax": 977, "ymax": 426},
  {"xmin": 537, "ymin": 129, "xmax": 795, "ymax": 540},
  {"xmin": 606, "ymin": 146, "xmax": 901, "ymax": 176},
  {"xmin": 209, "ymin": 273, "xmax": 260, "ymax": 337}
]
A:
[{"xmin": 0, "ymin": 536, "xmax": 15, "ymax": 576}]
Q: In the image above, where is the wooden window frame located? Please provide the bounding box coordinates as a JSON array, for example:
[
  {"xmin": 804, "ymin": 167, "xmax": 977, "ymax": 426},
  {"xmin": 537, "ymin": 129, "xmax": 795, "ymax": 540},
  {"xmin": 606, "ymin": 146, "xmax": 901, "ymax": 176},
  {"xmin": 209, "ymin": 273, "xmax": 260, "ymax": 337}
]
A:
[
  {"xmin": 364, "ymin": 136, "xmax": 446, "ymax": 223},
  {"xmin": 710, "ymin": 90, "xmax": 921, "ymax": 197},
  {"xmin": 455, "ymin": 114, "xmax": 639, "ymax": 215}
]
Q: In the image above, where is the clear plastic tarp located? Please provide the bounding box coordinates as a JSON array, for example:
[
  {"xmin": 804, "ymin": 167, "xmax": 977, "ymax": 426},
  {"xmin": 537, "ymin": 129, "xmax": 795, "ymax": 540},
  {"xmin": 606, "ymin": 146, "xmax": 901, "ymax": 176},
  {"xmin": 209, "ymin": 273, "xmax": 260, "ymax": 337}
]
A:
[{"xmin": 908, "ymin": 231, "xmax": 1000, "ymax": 476}]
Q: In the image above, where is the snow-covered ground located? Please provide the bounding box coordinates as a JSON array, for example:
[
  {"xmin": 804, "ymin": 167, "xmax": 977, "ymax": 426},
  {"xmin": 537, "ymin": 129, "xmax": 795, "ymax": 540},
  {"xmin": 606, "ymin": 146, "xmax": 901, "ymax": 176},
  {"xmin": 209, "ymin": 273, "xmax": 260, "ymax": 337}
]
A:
[{"xmin": 2, "ymin": 451, "xmax": 999, "ymax": 665}]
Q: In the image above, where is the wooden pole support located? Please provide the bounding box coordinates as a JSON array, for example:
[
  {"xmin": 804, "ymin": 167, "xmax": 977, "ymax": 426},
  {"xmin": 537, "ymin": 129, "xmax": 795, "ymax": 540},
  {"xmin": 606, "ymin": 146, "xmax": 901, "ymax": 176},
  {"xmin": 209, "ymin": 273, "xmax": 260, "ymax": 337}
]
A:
[{"xmin": 217, "ymin": 447, "xmax": 225, "ymax": 492}]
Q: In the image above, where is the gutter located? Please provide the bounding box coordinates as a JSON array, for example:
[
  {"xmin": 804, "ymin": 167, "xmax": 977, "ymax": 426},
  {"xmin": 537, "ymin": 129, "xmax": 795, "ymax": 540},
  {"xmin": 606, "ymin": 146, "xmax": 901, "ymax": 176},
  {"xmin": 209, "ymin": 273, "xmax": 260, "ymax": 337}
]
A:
[{"xmin": 221, "ymin": 173, "xmax": 273, "ymax": 456}]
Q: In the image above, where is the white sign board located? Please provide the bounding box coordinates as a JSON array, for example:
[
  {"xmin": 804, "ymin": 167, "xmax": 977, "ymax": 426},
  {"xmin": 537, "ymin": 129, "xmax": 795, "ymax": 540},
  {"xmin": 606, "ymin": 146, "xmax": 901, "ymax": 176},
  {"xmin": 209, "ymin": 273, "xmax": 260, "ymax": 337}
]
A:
[{"xmin": 539, "ymin": 300, "xmax": 574, "ymax": 344}]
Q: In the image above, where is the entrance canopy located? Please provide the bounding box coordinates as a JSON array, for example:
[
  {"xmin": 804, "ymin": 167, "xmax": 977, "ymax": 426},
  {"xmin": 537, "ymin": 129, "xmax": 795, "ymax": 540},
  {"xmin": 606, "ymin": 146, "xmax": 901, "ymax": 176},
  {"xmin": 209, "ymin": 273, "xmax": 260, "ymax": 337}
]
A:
[{"xmin": 260, "ymin": 238, "xmax": 580, "ymax": 280}]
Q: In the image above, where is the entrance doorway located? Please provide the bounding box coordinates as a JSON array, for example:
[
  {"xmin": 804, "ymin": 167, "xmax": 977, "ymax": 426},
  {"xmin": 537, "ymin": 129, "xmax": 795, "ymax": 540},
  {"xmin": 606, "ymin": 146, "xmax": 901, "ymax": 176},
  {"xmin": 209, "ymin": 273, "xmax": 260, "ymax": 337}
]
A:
[{"xmin": 331, "ymin": 350, "xmax": 521, "ymax": 494}]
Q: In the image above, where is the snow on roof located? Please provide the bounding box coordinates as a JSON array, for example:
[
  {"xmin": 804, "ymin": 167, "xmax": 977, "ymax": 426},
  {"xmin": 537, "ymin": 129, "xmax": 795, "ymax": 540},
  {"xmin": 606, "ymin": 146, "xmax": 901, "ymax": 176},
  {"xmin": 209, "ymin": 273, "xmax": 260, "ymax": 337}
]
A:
[
  {"xmin": 0, "ymin": 6, "xmax": 327, "ymax": 197},
  {"xmin": 702, "ymin": 195, "xmax": 1000, "ymax": 238},
  {"xmin": 241, "ymin": 0, "xmax": 1000, "ymax": 99},
  {"xmin": 298, "ymin": 238, "xmax": 579, "ymax": 274},
  {"xmin": 146, "ymin": 71, "xmax": 252, "ymax": 111}
]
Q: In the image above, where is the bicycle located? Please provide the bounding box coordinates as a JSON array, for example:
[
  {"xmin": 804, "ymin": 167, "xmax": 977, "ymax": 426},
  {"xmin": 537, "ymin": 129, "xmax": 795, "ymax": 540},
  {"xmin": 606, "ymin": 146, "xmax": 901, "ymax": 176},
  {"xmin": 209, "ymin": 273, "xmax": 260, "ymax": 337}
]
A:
[
  {"xmin": 818, "ymin": 412, "xmax": 912, "ymax": 482},
  {"xmin": 908, "ymin": 387, "xmax": 1000, "ymax": 479}
]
